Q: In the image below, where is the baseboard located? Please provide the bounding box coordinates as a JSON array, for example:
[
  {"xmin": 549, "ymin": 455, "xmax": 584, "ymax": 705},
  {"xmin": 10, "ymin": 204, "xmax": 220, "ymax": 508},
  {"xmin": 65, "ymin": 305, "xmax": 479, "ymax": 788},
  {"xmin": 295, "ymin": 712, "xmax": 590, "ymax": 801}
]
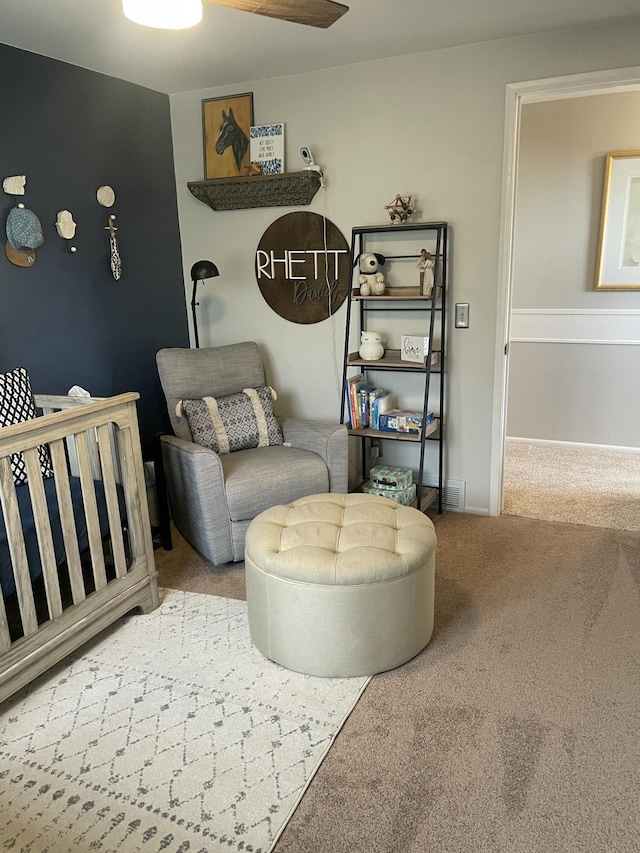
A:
[
  {"xmin": 461, "ymin": 505, "xmax": 490, "ymax": 516},
  {"xmin": 506, "ymin": 436, "xmax": 640, "ymax": 454}
]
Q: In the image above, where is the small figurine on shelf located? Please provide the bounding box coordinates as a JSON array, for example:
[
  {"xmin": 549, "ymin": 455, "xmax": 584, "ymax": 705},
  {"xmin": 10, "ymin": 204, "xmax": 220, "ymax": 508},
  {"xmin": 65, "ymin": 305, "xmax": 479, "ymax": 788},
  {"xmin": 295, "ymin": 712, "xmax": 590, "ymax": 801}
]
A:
[
  {"xmin": 417, "ymin": 249, "xmax": 434, "ymax": 297},
  {"xmin": 384, "ymin": 194, "xmax": 415, "ymax": 224},
  {"xmin": 359, "ymin": 330, "xmax": 384, "ymax": 360},
  {"xmin": 358, "ymin": 252, "xmax": 386, "ymax": 296}
]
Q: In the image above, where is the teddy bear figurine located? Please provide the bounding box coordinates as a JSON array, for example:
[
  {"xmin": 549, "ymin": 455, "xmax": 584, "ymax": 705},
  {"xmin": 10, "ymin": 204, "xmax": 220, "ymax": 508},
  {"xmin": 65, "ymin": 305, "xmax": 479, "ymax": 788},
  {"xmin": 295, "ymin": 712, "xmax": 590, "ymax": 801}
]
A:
[
  {"xmin": 359, "ymin": 330, "xmax": 384, "ymax": 360},
  {"xmin": 358, "ymin": 252, "xmax": 386, "ymax": 296}
]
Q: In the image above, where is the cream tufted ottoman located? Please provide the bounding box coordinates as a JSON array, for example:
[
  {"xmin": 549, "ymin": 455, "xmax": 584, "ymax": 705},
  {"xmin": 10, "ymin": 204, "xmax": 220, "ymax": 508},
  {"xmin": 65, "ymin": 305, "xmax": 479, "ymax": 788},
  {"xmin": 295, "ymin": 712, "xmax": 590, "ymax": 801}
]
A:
[{"xmin": 244, "ymin": 493, "xmax": 436, "ymax": 677}]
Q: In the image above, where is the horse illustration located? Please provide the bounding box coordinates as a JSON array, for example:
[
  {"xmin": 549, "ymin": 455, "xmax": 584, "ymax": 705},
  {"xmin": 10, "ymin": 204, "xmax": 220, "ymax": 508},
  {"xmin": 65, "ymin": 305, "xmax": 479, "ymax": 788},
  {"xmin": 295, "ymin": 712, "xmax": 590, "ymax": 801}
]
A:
[{"xmin": 215, "ymin": 107, "xmax": 249, "ymax": 172}]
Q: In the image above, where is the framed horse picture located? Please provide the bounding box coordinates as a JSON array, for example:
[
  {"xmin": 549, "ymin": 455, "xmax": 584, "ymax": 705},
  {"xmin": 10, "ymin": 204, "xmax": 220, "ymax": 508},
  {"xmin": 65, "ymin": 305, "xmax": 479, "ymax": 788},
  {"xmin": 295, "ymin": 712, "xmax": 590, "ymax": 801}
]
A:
[{"xmin": 202, "ymin": 92, "xmax": 254, "ymax": 180}]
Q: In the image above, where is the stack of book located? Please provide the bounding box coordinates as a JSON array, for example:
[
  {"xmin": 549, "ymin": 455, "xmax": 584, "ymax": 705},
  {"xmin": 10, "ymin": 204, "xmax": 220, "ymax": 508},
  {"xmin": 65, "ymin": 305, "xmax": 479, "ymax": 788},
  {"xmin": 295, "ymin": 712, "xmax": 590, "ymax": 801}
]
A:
[
  {"xmin": 344, "ymin": 375, "xmax": 436, "ymax": 436},
  {"xmin": 344, "ymin": 373, "xmax": 394, "ymax": 429}
]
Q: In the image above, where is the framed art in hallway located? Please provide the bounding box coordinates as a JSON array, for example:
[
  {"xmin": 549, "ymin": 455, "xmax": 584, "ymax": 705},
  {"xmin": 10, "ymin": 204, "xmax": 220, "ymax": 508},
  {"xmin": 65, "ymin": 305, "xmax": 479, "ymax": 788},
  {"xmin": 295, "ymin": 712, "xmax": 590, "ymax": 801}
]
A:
[
  {"xmin": 202, "ymin": 92, "xmax": 254, "ymax": 179},
  {"xmin": 595, "ymin": 150, "xmax": 640, "ymax": 290}
]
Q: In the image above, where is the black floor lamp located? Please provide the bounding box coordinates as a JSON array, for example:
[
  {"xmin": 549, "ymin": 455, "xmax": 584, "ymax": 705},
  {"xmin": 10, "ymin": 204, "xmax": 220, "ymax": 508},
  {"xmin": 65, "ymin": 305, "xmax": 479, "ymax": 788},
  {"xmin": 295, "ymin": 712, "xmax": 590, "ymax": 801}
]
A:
[{"xmin": 190, "ymin": 259, "xmax": 219, "ymax": 348}]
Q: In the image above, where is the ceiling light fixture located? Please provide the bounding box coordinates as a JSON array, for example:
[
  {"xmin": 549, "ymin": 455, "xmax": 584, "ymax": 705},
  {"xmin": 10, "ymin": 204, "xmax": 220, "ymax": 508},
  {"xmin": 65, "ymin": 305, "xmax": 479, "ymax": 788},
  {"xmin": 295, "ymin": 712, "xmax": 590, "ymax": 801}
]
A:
[{"xmin": 123, "ymin": 0, "xmax": 203, "ymax": 30}]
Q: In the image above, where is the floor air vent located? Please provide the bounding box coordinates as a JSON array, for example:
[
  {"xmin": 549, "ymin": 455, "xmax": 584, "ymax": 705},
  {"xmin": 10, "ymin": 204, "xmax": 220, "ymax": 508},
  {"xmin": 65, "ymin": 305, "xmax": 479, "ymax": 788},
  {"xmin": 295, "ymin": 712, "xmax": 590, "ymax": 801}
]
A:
[{"xmin": 422, "ymin": 477, "xmax": 466, "ymax": 512}]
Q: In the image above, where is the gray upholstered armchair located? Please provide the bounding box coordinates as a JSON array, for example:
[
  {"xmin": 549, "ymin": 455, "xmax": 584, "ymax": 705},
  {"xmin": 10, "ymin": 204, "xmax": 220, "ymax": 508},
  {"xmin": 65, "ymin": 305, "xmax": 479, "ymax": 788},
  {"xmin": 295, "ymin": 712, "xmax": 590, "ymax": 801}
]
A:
[{"xmin": 156, "ymin": 342, "xmax": 348, "ymax": 565}]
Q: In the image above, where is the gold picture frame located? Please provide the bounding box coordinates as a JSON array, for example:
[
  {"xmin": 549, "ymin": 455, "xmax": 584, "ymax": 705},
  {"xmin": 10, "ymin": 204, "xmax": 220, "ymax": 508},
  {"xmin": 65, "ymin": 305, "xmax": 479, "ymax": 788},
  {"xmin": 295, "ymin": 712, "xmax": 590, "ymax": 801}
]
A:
[
  {"xmin": 595, "ymin": 150, "xmax": 640, "ymax": 290},
  {"xmin": 202, "ymin": 92, "xmax": 254, "ymax": 180}
]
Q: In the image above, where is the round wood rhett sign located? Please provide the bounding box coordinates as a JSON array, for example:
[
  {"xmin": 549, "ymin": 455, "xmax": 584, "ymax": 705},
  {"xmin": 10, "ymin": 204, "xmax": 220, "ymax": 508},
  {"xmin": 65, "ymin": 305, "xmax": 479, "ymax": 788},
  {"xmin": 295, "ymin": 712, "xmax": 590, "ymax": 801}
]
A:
[{"xmin": 255, "ymin": 212, "xmax": 350, "ymax": 323}]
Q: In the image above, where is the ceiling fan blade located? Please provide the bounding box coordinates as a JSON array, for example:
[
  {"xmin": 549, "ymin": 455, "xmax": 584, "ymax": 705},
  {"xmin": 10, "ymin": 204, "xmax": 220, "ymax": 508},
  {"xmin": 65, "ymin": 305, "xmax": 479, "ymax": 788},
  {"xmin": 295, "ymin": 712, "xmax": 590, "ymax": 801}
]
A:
[{"xmin": 204, "ymin": 0, "xmax": 349, "ymax": 28}]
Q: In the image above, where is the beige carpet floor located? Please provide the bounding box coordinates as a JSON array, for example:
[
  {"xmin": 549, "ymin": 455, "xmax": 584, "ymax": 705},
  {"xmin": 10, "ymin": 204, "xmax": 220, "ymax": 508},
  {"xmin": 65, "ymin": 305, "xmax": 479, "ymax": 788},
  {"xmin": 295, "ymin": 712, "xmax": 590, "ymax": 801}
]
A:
[
  {"xmin": 155, "ymin": 512, "xmax": 640, "ymax": 852},
  {"xmin": 503, "ymin": 439, "xmax": 640, "ymax": 531}
]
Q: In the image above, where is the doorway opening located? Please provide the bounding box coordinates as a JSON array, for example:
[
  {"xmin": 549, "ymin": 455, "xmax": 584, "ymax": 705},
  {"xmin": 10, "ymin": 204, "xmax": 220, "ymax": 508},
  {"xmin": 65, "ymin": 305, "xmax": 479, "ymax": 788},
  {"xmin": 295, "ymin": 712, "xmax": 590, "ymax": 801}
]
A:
[{"xmin": 490, "ymin": 65, "xmax": 640, "ymax": 524}]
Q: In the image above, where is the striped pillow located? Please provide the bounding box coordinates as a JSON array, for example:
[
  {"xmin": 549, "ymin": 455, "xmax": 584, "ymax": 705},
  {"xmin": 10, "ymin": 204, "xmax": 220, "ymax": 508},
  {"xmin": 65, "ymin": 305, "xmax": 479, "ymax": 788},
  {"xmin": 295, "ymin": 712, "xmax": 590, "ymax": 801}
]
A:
[
  {"xmin": 180, "ymin": 385, "xmax": 284, "ymax": 455},
  {"xmin": 0, "ymin": 367, "xmax": 54, "ymax": 485}
]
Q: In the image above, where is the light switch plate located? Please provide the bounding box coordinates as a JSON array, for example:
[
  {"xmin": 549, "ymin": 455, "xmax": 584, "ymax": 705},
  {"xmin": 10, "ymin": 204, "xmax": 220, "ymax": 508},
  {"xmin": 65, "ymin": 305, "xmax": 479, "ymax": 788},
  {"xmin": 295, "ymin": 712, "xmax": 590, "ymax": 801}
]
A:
[{"xmin": 455, "ymin": 303, "xmax": 469, "ymax": 328}]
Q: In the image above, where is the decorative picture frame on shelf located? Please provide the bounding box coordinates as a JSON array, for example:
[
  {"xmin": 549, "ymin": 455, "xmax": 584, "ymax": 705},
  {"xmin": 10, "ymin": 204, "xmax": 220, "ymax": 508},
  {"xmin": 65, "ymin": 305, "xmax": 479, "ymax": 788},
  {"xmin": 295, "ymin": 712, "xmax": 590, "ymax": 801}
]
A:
[
  {"xmin": 595, "ymin": 150, "xmax": 640, "ymax": 290},
  {"xmin": 250, "ymin": 123, "xmax": 285, "ymax": 175},
  {"xmin": 202, "ymin": 92, "xmax": 254, "ymax": 180}
]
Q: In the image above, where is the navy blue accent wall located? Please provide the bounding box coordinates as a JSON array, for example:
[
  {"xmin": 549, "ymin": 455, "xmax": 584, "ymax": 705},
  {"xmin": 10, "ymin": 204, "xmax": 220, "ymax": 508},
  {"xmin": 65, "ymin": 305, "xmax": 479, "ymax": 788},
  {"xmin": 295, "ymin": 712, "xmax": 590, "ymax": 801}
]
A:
[{"xmin": 0, "ymin": 44, "xmax": 188, "ymax": 440}]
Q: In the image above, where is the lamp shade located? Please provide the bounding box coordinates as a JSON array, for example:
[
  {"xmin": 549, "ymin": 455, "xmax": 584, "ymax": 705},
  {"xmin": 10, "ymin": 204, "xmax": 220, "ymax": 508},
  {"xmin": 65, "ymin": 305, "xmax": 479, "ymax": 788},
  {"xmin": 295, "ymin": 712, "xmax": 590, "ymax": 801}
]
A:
[
  {"xmin": 191, "ymin": 260, "xmax": 220, "ymax": 281},
  {"xmin": 190, "ymin": 260, "xmax": 220, "ymax": 349},
  {"xmin": 123, "ymin": 0, "xmax": 202, "ymax": 29}
]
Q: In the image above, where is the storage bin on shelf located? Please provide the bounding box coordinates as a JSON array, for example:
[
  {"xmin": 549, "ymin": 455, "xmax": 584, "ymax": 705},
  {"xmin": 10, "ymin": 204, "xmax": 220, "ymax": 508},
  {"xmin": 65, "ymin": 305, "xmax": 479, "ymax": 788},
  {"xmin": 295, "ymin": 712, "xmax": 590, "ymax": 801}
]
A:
[{"xmin": 362, "ymin": 480, "xmax": 417, "ymax": 506}]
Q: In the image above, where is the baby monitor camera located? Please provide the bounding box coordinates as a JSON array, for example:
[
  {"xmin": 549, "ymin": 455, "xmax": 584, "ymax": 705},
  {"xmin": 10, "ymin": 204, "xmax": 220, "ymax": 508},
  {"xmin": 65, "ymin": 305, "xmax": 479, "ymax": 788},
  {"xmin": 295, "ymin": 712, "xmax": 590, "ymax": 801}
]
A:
[
  {"xmin": 300, "ymin": 147, "xmax": 325, "ymax": 187},
  {"xmin": 300, "ymin": 147, "xmax": 315, "ymax": 167}
]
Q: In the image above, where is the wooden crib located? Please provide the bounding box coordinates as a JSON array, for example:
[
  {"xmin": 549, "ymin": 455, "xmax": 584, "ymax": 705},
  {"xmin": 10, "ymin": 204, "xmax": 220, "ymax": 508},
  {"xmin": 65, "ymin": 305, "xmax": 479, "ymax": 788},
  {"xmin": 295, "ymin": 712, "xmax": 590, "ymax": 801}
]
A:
[{"xmin": 0, "ymin": 392, "xmax": 159, "ymax": 704}]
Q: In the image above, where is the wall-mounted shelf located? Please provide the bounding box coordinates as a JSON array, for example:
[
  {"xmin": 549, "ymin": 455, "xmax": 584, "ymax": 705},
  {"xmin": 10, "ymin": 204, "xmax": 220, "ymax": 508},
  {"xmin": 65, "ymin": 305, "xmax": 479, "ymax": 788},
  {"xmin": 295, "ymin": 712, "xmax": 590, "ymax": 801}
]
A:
[{"xmin": 187, "ymin": 170, "xmax": 322, "ymax": 211}]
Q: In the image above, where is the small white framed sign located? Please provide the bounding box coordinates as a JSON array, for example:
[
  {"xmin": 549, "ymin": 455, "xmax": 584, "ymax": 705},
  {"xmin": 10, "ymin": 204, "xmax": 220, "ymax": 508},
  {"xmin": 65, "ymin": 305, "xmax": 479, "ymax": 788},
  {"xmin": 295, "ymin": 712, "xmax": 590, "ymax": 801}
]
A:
[
  {"xmin": 250, "ymin": 123, "xmax": 285, "ymax": 175},
  {"xmin": 401, "ymin": 335, "xmax": 429, "ymax": 363}
]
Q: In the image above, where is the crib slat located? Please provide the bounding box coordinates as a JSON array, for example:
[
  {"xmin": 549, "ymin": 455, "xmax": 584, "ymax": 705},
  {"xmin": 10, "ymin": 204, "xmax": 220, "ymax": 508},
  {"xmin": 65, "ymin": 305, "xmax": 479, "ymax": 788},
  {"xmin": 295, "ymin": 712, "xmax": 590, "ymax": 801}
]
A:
[
  {"xmin": 0, "ymin": 587, "xmax": 10, "ymax": 653},
  {"xmin": 66, "ymin": 427, "xmax": 102, "ymax": 481},
  {"xmin": 75, "ymin": 431, "xmax": 108, "ymax": 591},
  {"xmin": 116, "ymin": 425, "xmax": 146, "ymax": 562},
  {"xmin": 96, "ymin": 424, "xmax": 127, "ymax": 578},
  {"xmin": 0, "ymin": 457, "xmax": 38, "ymax": 636},
  {"xmin": 49, "ymin": 439, "xmax": 86, "ymax": 605},
  {"xmin": 116, "ymin": 401, "xmax": 156, "ymax": 592},
  {"xmin": 24, "ymin": 449, "xmax": 63, "ymax": 620}
]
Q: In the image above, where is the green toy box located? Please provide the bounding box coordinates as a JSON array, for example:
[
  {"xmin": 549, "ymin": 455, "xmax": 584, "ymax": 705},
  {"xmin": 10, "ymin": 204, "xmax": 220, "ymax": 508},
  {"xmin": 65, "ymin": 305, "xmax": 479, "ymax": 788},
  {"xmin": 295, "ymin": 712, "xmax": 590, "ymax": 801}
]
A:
[
  {"xmin": 369, "ymin": 465, "xmax": 413, "ymax": 491},
  {"xmin": 362, "ymin": 480, "xmax": 417, "ymax": 506}
]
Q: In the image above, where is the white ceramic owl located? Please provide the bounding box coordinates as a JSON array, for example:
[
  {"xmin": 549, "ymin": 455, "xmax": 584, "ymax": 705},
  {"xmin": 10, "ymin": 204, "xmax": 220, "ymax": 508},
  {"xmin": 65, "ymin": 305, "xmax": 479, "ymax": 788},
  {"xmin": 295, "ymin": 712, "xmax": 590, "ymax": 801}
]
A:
[{"xmin": 359, "ymin": 331, "xmax": 384, "ymax": 360}]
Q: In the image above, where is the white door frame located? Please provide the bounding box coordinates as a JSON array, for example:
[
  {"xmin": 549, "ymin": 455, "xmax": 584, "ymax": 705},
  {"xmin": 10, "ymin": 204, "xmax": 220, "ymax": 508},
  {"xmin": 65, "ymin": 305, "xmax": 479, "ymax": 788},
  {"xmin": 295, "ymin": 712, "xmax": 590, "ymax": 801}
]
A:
[{"xmin": 489, "ymin": 65, "xmax": 640, "ymax": 516}]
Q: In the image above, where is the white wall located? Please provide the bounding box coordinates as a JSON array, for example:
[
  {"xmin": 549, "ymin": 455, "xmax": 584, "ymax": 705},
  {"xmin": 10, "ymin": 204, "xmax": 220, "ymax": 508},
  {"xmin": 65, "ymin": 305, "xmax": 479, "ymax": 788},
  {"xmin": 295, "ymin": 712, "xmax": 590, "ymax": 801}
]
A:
[
  {"xmin": 508, "ymin": 91, "xmax": 640, "ymax": 447},
  {"xmin": 170, "ymin": 19, "xmax": 640, "ymax": 514}
]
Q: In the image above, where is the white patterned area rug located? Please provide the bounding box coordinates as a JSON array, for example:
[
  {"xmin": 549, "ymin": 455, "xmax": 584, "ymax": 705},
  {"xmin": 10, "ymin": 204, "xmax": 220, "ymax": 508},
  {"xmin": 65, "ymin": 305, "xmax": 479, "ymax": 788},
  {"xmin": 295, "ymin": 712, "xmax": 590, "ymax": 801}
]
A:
[{"xmin": 0, "ymin": 589, "xmax": 370, "ymax": 852}]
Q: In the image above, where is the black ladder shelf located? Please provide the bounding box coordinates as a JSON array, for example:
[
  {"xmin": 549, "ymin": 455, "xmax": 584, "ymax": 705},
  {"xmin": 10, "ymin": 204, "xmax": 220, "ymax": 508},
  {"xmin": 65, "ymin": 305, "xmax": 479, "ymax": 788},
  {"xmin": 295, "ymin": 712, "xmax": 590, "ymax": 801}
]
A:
[{"xmin": 340, "ymin": 221, "xmax": 448, "ymax": 514}]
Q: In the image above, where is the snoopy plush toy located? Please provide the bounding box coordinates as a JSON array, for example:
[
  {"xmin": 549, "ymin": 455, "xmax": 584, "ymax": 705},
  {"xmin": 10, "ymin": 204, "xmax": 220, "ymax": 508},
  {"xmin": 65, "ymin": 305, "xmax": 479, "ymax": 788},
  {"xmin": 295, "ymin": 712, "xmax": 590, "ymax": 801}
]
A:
[{"xmin": 358, "ymin": 252, "xmax": 386, "ymax": 296}]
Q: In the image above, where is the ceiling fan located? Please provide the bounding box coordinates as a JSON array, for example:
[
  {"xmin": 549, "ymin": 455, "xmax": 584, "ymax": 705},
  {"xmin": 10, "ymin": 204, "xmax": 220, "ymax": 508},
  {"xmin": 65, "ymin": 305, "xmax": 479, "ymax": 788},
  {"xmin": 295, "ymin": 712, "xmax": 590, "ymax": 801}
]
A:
[
  {"xmin": 204, "ymin": 0, "xmax": 349, "ymax": 28},
  {"xmin": 123, "ymin": 0, "xmax": 349, "ymax": 30}
]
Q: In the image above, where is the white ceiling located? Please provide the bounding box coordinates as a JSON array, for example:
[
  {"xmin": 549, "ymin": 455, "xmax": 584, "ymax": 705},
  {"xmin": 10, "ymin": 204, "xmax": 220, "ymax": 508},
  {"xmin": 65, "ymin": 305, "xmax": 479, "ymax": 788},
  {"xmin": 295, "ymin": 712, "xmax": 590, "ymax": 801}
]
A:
[{"xmin": 1, "ymin": 0, "xmax": 639, "ymax": 95}]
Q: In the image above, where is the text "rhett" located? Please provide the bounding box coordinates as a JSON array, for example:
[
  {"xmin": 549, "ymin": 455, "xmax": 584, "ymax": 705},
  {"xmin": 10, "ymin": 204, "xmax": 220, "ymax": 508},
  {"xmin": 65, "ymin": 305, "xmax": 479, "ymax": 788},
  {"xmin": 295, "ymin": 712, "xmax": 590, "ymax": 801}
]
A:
[{"xmin": 256, "ymin": 249, "xmax": 347, "ymax": 281}]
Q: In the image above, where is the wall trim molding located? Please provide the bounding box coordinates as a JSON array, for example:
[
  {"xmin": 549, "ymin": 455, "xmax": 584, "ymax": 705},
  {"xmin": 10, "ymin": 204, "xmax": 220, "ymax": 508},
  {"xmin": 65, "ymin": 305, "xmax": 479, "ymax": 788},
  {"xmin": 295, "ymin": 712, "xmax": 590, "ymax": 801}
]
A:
[
  {"xmin": 512, "ymin": 308, "xmax": 640, "ymax": 315},
  {"xmin": 506, "ymin": 435, "xmax": 640, "ymax": 454},
  {"xmin": 511, "ymin": 337, "xmax": 640, "ymax": 346},
  {"xmin": 509, "ymin": 307, "xmax": 640, "ymax": 344}
]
